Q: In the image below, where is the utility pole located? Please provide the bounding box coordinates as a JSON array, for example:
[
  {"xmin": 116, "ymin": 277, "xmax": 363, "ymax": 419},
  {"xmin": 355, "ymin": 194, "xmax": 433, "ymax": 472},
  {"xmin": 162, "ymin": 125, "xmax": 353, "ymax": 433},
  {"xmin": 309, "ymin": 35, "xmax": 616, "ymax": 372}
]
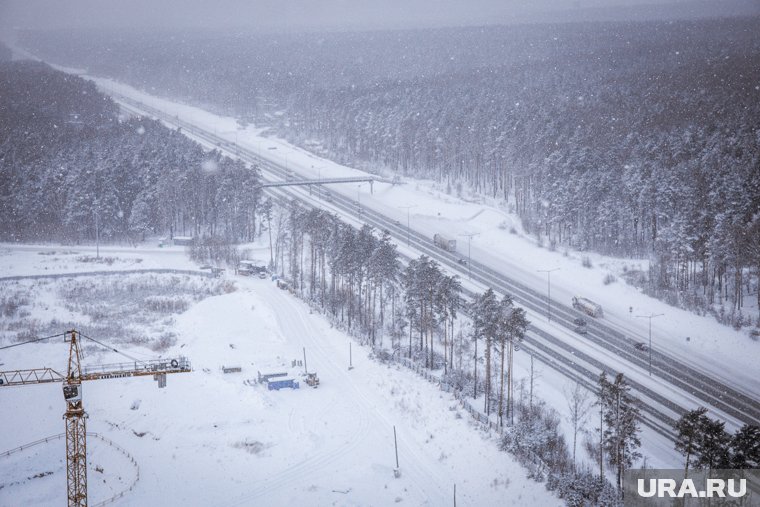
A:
[
  {"xmin": 349, "ymin": 342, "xmax": 354, "ymax": 370},
  {"xmin": 636, "ymin": 313, "xmax": 663, "ymax": 376},
  {"xmin": 398, "ymin": 205, "xmax": 417, "ymax": 246},
  {"xmin": 458, "ymin": 232, "xmax": 479, "ymax": 279},
  {"xmin": 537, "ymin": 268, "xmax": 560, "ymax": 322},
  {"xmin": 94, "ymin": 207, "xmax": 100, "ymax": 260},
  {"xmin": 393, "ymin": 425, "xmax": 400, "ymax": 472}
]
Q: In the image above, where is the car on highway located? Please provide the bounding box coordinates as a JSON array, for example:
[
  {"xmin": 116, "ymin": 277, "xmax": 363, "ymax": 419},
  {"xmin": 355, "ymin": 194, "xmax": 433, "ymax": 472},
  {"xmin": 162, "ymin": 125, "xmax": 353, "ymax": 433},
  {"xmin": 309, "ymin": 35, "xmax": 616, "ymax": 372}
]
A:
[
  {"xmin": 457, "ymin": 258, "xmax": 467, "ymax": 266},
  {"xmin": 573, "ymin": 317, "xmax": 588, "ymax": 335},
  {"xmin": 634, "ymin": 342, "xmax": 649, "ymax": 352}
]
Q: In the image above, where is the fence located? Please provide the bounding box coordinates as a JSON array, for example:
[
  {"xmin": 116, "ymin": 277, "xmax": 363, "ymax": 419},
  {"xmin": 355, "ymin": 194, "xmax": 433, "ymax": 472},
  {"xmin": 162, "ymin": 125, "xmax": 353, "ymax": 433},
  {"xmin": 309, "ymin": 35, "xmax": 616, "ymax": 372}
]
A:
[
  {"xmin": 0, "ymin": 268, "xmax": 213, "ymax": 283},
  {"xmin": 395, "ymin": 354, "xmax": 549, "ymax": 478},
  {"xmin": 397, "ymin": 356, "xmax": 503, "ymax": 435},
  {"xmin": 0, "ymin": 431, "xmax": 140, "ymax": 506}
]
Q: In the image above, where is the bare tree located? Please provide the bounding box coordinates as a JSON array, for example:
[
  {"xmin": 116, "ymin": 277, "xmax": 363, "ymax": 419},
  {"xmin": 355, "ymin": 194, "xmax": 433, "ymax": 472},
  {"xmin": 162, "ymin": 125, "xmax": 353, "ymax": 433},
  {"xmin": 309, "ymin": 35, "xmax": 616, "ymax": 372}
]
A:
[{"xmin": 564, "ymin": 381, "xmax": 593, "ymax": 473}]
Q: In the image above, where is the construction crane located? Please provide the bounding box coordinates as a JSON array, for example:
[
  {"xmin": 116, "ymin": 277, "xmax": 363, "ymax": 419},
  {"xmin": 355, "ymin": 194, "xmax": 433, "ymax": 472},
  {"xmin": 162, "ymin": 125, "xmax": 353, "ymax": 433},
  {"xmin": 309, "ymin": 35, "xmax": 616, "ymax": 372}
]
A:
[{"xmin": 0, "ymin": 329, "xmax": 191, "ymax": 507}]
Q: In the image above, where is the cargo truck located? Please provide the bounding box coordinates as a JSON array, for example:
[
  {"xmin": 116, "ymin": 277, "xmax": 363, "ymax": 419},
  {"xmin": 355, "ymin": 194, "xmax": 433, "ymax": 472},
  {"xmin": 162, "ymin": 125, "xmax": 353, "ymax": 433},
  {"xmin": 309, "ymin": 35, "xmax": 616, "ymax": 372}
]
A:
[
  {"xmin": 433, "ymin": 233, "xmax": 457, "ymax": 252},
  {"xmin": 572, "ymin": 296, "xmax": 604, "ymax": 318}
]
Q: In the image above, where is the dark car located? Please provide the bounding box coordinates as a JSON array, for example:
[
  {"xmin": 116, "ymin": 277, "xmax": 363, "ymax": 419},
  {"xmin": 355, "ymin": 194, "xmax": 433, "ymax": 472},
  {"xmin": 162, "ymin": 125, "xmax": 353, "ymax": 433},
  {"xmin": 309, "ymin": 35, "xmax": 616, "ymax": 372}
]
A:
[
  {"xmin": 457, "ymin": 258, "xmax": 468, "ymax": 266},
  {"xmin": 634, "ymin": 342, "xmax": 648, "ymax": 352},
  {"xmin": 573, "ymin": 318, "xmax": 588, "ymax": 334}
]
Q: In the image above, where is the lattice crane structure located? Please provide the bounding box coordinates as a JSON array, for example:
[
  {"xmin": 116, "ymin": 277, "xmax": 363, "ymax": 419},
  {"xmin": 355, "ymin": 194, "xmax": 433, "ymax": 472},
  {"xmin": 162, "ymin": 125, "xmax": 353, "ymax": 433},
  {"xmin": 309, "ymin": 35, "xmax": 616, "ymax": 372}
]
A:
[{"xmin": 0, "ymin": 329, "xmax": 191, "ymax": 506}]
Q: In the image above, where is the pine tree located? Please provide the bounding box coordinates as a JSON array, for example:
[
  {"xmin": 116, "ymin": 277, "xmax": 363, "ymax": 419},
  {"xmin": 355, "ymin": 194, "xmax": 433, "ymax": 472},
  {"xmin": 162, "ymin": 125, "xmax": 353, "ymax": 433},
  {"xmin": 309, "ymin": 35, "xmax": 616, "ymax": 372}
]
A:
[
  {"xmin": 730, "ymin": 424, "xmax": 760, "ymax": 469},
  {"xmin": 471, "ymin": 288, "xmax": 498, "ymax": 411},
  {"xmin": 674, "ymin": 407, "xmax": 709, "ymax": 475},
  {"xmin": 599, "ymin": 372, "xmax": 641, "ymax": 490},
  {"xmin": 694, "ymin": 418, "xmax": 731, "ymax": 471}
]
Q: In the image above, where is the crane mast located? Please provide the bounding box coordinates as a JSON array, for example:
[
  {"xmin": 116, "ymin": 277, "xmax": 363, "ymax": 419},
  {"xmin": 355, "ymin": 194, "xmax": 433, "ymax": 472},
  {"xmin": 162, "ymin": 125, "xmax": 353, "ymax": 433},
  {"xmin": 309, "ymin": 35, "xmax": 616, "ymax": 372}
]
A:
[
  {"xmin": 64, "ymin": 330, "xmax": 88, "ymax": 507},
  {"xmin": 0, "ymin": 329, "xmax": 191, "ymax": 506}
]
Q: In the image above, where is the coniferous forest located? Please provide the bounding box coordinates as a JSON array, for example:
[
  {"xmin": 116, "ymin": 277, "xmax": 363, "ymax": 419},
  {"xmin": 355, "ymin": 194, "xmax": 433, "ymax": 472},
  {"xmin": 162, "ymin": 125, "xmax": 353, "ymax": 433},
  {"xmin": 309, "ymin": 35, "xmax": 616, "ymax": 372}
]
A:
[
  {"xmin": 12, "ymin": 16, "xmax": 760, "ymax": 321},
  {"xmin": 0, "ymin": 59, "xmax": 262, "ymax": 244}
]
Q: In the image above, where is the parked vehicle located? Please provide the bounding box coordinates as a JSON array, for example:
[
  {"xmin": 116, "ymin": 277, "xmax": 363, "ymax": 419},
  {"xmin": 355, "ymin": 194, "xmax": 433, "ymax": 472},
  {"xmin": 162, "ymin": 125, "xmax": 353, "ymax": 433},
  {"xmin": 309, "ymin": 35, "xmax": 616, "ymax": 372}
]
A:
[
  {"xmin": 305, "ymin": 372, "xmax": 320, "ymax": 388},
  {"xmin": 572, "ymin": 296, "xmax": 604, "ymax": 318},
  {"xmin": 573, "ymin": 317, "xmax": 588, "ymax": 334},
  {"xmin": 433, "ymin": 233, "xmax": 457, "ymax": 252},
  {"xmin": 238, "ymin": 260, "xmax": 266, "ymax": 277},
  {"xmin": 237, "ymin": 260, "xmax": 256, "ymax": 276}
]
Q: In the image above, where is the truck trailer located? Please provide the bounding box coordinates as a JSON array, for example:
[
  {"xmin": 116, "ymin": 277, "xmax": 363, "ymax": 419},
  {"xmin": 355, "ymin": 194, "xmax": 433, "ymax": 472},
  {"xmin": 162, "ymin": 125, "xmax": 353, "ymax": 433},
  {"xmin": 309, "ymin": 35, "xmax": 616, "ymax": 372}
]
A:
[
  {"xmin": 433, "ymin": 233, "xmax": 457, "ymax": 252},
  {"xmin": 572, "ymin": 296, "xmax": 604, "ymax": 318}
]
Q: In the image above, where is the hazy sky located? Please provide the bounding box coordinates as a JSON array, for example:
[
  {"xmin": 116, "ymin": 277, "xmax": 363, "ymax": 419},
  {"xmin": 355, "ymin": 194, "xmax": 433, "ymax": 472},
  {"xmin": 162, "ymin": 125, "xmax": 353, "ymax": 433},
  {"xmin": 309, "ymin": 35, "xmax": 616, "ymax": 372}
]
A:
[{"xmin": 1, "ymin": 0, "xmax": 756, "ymax": 34}]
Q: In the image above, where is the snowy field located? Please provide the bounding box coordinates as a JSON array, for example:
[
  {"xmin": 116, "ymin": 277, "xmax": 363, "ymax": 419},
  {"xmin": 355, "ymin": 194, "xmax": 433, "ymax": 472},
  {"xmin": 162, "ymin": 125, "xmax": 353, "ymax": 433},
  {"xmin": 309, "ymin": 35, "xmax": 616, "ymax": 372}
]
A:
[{"xmin": 0, "ymin": 247, "xmax": 560, "ymax": 506}]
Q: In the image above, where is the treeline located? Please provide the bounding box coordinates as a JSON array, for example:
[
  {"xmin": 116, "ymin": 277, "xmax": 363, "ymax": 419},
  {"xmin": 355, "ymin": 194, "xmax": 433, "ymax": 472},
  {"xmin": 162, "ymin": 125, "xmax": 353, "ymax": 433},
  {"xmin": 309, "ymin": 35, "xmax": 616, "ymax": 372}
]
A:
[
  {"xmin": 674, "ymin": 407, "xmax": 760, "ymax": 471},
  {"xmin": 0, "ymin": 60, "xmax": 262, "ymax": 243},
  {"xmin": 18, "ymin": 17, "xmax": 760, "ymax": 322}
]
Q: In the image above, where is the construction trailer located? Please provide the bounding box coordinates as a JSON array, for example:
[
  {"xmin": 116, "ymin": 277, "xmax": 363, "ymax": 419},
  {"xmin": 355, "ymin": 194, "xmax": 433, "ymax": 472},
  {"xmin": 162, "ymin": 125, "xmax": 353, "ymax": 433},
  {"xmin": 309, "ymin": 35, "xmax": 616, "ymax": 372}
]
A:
[{"xmin": 266, "ymin": 378, "xmax": 299, "ymax": 390}]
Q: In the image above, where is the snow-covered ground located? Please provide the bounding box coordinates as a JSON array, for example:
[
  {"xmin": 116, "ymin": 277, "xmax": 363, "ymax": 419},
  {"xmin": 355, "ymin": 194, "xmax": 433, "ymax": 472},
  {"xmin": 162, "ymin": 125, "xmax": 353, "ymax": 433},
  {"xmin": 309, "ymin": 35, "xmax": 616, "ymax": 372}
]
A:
[{"xmin": 1, "ymin": 248, "xmax": 560, "ymax": 506}]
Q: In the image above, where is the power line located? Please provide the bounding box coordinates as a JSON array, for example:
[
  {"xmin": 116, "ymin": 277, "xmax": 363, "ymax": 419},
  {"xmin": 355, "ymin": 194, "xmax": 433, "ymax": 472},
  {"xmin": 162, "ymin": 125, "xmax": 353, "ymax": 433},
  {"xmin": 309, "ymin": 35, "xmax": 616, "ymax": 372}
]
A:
[
  {"xmin": 0, "ymin": 332, "xmax": 65, "ymax": 350},
  {"xmin": 78, "ymin": 332, "xmax": 141, "ymax": 362}
]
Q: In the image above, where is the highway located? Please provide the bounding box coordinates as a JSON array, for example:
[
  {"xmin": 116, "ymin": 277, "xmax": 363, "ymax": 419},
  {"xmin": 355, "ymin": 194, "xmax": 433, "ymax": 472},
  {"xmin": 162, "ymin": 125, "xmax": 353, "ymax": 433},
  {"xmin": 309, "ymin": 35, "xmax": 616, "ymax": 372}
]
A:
[{"xmin": 112, "ymin": 92, "xmax": 759, "ymax": 448}]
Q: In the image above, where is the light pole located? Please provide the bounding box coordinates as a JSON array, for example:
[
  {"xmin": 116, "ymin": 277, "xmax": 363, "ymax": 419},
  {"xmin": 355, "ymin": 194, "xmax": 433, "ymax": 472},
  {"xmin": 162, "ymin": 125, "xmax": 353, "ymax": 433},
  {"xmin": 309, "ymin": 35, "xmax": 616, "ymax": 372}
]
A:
[
  {"xmin": 398, "ymin": 205, "xmax": 417, "ymax": 246},
  {"xmin": 316, "ymin": 166, "xmax": 323, "ymax": 201},
  {"xmin": 458, "ymin": 232, "xmax": 479, "ymax": 280},
  {"xmin": 94, "ymin": 207, "xmax": 100, "ymax": 260},
  {"xmin": 537, "ymin": 268, "xmax": 560, "ymax": 322},
  {"xmin": 637, "ymin": 313, "xmax": 663, "ymax": 376}
]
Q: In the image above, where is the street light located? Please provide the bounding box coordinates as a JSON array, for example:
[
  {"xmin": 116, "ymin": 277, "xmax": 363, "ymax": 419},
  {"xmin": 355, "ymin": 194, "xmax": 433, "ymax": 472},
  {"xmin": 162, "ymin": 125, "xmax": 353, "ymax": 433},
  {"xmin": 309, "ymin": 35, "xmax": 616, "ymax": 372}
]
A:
[
  {"xmin": 398, "ymin": 205, "xmax": 417, "ymax": 246},
  {"xmin": 94, "ymin": 207, "xmax": 100, "ymax": 260},
  {"xmin": 537, "ymin": 268, "xmax": 560, "ymax": 322},
  {"xmin": 458, "ymin": 232, "xmax": 479, "ymax": 280},
  {"xmin": 312, "ymin": 165, "xmax": 325, "ymax": 201},
  {"xmin": 636, "ymin": 313, "xmax": 663, "ymax": 376}
]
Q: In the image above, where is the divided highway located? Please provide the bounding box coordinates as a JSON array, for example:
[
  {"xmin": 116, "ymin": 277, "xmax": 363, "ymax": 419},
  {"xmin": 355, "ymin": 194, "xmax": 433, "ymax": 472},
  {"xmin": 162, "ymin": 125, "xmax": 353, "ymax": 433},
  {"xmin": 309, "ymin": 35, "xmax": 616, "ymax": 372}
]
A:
[{"xmin": 113, "ymin": 92, "xmax": 759, "ymax": 447}]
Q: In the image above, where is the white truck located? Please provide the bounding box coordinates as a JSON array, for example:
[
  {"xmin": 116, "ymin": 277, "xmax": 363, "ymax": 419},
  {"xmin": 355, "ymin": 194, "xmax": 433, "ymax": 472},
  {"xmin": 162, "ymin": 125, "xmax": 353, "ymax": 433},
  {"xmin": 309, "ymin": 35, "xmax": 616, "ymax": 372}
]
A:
[
  {"xmin": 572, "ymin": 296, "xmax": 603, "ymax": 318},
  {"xmin": 433, "ymin": 233, "xmax": 457, "ymax": 252}
]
